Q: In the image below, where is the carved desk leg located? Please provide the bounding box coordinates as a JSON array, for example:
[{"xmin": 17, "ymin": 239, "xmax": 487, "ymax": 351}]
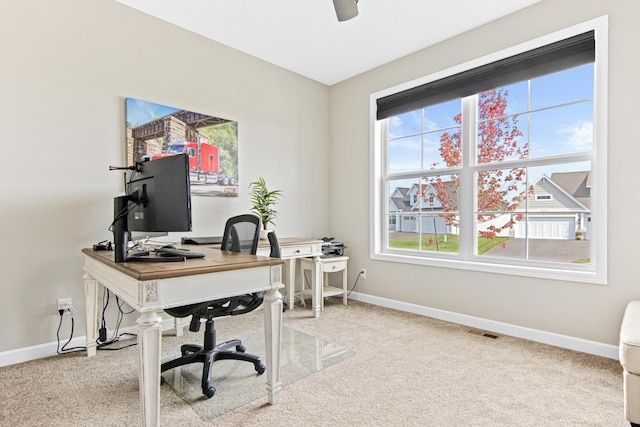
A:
[
  {"xmin": 264, "ymin": 264, "xmax": 284, "ymax": 405},
  {"xmin": 137, "ymin": 310, "xmax": 163, "ymax": 427},
  {"xmin": 83, "ymin": 272, "xmax": 99, "ymax": 357}
]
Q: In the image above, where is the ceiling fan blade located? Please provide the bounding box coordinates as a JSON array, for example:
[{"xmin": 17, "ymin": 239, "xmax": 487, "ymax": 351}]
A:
[{"xmin": 333, "ymin": 0, "xmax": 358, "ymax": 22}]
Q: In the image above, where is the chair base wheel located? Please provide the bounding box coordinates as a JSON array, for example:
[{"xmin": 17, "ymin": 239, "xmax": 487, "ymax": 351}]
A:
[
  {"xmin": 204, "ymin": 386, "xmax": 216, "ymax": 398},
  {"xmin": 256, "ymin": 363, "xmax": 266, "ymax": 375}
]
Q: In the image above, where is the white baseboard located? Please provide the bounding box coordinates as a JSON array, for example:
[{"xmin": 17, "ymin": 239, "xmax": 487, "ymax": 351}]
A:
[
  {"xmin": 0, "ymin": 318, "xmax": 176, "ymax": 368},
  {"xmin": 348, "ymin": 292, "xmax": 620, "ymax": 360}
]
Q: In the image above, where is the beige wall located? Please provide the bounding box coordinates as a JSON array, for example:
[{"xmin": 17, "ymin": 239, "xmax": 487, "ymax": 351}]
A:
[
  {"xmin": 329, "ymin": 0, "xmax": 640, "ymax": 347},
  {"xmin": 0, "ymin": 0, "xmax": 329, "ymax": 354}
]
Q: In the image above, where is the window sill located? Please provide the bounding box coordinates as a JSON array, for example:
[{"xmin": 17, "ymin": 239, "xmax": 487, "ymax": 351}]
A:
[{"xmin": 371, "ymin": 251, "xmax": 606, "ymax": 285}]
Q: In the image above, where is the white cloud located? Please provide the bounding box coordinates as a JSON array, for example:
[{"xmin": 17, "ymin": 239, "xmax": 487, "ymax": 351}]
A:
[{"xmin": 559, "ymin": 120, "xmax": 593, "ymax": 151}]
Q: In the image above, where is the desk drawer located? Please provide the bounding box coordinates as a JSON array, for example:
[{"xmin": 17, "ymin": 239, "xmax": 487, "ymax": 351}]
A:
[{"xmin": 281, "ymin": 245, "xmax": 314, "ymax": 258}]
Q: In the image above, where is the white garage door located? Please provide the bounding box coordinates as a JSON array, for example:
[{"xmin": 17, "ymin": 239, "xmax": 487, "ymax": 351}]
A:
[{"xmin": 515, "ymin": 217, "xmax": 575, "ymax": 239}]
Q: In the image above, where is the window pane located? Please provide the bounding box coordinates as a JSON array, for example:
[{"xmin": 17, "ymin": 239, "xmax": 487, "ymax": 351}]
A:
[
  {"xmin": 388, "ymin": 213, "xmax": 421, "ymax": 251},
  {"xmin": 530, "ymin": 64, "xmax": 594, "ymax": 110},
  {"xmin": 388, "ymin": 176, "xmax": 459, "ymax": 253},
  {"xmin": 425, "ymin": 100, "xmax": 462, "ymax": 168},
  {"xmin": 423, "ymin": 129, "xmax": 461, "ymax": 169},
  {"xmin": 529, "ymin": 101, "xmax": 593, "ymax": 157},
  {"xmin": 423, "ymin": 99, "xmax": 461, "ymax": 130},
  {"xmin": 389, "ymin": 135, "xmax": 421, "ymax": 173},
  {"xmin": 476, "ymin": 88, "xmax": 527, "ymax": 164},
  {"xmin": 476, "ymin": 168, "xmax": 530, "ymax": 217},
  {"xmin": 389, "ymin": 110, "xmax": 422, "ymax": 139},
  {"xmin": 501, "ymin": 81, "xmax": 529, "ymax": 116},
  {"xmin": 388, "ymin": 178, "xmax": 419, "ymax": 215},
  {"xmin": 477, "ymin": 162, "xmax": 592, "ymax": 264},
  {"xmin": 389, "ymin": 100, "xmax": 462, "ymax": 172},
  {"xmin": 419, "ymin": 214, "xmax": 459, "ymax": 254}
]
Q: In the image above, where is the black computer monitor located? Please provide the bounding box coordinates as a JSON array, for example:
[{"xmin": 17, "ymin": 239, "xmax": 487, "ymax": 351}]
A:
[{"xmin": 112, "ymin": 153, "xmax": 192, "ymax": 262}]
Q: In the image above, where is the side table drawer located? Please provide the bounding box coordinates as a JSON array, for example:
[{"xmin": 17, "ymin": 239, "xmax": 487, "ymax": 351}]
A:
[{"xmin": 321, "ymin": 260, "xmax": 347, "ymax": 273}]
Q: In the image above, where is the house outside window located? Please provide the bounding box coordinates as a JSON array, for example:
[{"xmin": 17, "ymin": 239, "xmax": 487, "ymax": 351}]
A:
[{"xmin": 371, "ymin": 18, "xmax": 608, "ymax": 284}]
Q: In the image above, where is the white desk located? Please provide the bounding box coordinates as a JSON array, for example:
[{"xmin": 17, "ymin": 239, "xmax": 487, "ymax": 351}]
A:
[
  {"xmin": 256, "ymin": 238, "xmax": 324, "ymax": 318},
  {"xmin": 82, "ymin": 247, "xmax": 285, "ymax": 427}
]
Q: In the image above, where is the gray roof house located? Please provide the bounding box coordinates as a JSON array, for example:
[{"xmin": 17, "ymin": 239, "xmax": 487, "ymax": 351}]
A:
[{"xmin": 388, "ymin": 171, "xmax": 591, "ymax": 240}]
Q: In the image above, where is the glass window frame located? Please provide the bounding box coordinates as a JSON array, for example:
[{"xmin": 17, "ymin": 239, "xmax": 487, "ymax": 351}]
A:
[{"xmin": 370, "ymin": 17, "xmax": 608, "ymax": 284}]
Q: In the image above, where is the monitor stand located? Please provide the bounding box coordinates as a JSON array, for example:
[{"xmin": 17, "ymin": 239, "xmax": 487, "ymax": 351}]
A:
[
  {"xmin": 112, "ymin": 196, "xmax": 187, "ymax": 263},
  {"xmin": 113, "ymin": 195, "xmax": 130, "ymax": 263}
]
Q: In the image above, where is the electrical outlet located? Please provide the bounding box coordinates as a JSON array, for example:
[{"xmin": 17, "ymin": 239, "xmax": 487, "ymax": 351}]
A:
[
  {"xmin": 359, "ymin": 268, "xmax": 367, "ymax": 280},
  {"xmin": 58, "ymin": 297, "xmax": 73, "ymax": 312}
]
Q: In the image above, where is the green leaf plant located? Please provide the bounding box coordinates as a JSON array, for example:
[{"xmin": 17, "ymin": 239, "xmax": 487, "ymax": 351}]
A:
[{"xmin": 249, "ymin": 177, "xmax": 283, "ymax": 230}]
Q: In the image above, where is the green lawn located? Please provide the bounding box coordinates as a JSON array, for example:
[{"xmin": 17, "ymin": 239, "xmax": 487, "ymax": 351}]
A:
[{"xmin": 389, "ymin": 234, "xmax": 509, "ymax": 254}]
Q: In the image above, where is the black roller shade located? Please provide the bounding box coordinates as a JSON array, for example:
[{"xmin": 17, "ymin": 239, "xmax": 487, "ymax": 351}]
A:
[{"xmin": 376, "ymin": 31, "xmax": 595, "ymax": 120}]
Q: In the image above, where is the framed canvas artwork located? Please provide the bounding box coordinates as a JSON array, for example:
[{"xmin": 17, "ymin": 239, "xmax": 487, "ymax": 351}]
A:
[{"xmin": 125, "ymin": 97, "xmax": 239, "ymax": 197}]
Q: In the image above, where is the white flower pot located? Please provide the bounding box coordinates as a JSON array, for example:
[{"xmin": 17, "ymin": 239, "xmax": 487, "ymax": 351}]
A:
[{"xmin": 260, "ymin": 229, "xmax": 272, "ymax": 240}]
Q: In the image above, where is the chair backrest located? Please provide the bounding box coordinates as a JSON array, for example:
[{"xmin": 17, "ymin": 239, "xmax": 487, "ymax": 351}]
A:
[
  {"xmin": 268, "ymin": 231, "xmax": 281, "ymax": 258},
  {"xmin": 221, "ymin": 214, "xmax": 262, "ymax": 254}
]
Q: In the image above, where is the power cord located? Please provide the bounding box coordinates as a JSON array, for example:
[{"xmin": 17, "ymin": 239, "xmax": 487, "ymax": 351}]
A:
[
  {"xmin": 97, "ymin": 288, "xmax": 137, "ymax": 350},
  {"xmin": 347, "ymin": 269, "xmax": 364, "ymax": 296},
  {"xmin": 56, "ymin": 309, "xmax": 87, "ymax": 354},
  {"xmin": 55, "ymin": 289, "xmax": 138, "ymax": 355}
]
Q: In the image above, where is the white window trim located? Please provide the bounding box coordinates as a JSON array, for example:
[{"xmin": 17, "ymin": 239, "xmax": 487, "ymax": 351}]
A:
[{"xmin": 369, "ymin": 16, "xmax": 608, "ymax": 285}]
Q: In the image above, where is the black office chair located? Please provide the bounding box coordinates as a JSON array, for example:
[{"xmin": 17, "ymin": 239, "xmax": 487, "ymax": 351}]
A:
[
  {"xmin": 161, "ymin": 214, "xmax": 270, "ymax": 398},
  {"xmin": 267, "ymin": 230, "xmax": 281, "ymax": 258}
]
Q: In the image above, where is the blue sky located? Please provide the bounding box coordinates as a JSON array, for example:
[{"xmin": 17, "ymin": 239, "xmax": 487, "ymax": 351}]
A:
[{"xmin": 125, "ymin": 98, "xmax": 180, "ymax": 128}]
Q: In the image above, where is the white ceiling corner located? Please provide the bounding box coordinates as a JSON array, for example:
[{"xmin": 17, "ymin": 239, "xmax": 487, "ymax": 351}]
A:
[{"xmin": 115, "ymin": 0, "xmax": 541, "ymax": 86}]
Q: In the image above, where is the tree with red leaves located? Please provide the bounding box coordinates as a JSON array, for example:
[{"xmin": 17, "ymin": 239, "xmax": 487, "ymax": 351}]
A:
[{"xmin": 425, "ymin": 89, "xmax": 531, "ymax": 239}]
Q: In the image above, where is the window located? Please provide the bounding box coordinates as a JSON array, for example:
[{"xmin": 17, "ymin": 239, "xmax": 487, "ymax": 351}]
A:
[{"xmin": 371, "ymin": 18, "xmax": 608, "ymax": 284}]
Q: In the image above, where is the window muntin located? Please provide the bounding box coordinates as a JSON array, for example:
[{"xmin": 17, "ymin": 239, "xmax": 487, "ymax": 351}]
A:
[
  {"xmin": 374, "ymin": 21, "xmax": 606, "ymax": 283},
  {"xmin": 388, "ymin": 100, "xmax": 462, "ymax": 173}
]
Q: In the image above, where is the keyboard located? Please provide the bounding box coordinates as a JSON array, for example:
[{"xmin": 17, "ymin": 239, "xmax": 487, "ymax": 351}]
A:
[
  {"xmin": 154, "ymin": 247, "xmax": 205, "ymax": 259},
  {"xmin": 181, "ymin": 236, "xmax": 223, "ymax": 245}
]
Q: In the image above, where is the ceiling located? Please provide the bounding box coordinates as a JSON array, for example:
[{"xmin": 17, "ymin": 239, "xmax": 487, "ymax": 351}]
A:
[{"xmin": 115, "ymin": 0, "xmax": 541, "ymax": 86}]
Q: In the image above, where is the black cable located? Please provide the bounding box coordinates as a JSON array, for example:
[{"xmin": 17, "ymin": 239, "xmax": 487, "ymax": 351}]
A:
[
  {"xmin": 108, "ymin": 199, "xmax": 136, "ymax": 232},
  {"xmin": 347, "ymin": 270, "xmax": 363, "ymax": 296},
  {"xmin": 56, "ymin": 310, "xmax": 87, "ymax": 354},
  {"xmin": 107, "ymin": 169, "xmax": 148, "ymax": 232},
  {"xmin": 96, "ymin": 289, "xmax": 137, "ymax": 350}
]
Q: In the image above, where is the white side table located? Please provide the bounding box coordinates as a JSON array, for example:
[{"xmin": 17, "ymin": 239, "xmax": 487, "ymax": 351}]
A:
[{"xmin": 299, "ymin": 256, "xmax": 348, "ymax": 309}]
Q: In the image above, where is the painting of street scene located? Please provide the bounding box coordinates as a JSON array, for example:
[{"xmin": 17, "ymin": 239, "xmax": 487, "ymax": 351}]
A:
[{"xmin": 125, "ymin": 97, "xmax": 239, "ymax": 197}]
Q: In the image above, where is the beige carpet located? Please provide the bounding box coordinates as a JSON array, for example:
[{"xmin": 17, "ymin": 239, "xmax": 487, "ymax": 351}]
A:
[{"xmin": 0, "ymin": 300, "xmax": 627, "ymax": 426}]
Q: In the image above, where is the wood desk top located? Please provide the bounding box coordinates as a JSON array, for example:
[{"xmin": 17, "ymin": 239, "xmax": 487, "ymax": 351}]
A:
[{"xmin": 82, "ymin": 246, "xmax": 284, "ymax": 282}]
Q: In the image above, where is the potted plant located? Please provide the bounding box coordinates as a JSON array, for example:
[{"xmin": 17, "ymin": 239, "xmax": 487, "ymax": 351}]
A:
[{"xmin": 249, "ymin": 176, "xmax": 283, "ymax": 239}]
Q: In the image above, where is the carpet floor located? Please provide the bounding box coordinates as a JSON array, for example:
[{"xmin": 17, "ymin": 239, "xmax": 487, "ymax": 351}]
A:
[{"xmin": 0, "ymin": 299, "xmax": 627, "ymax": 426}]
